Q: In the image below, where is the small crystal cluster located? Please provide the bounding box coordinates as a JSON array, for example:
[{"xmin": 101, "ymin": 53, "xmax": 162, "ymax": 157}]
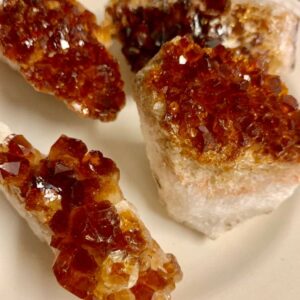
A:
[
  {"xmin": 145, "ymin": 37, "xmax": 300, "ymax": 163},
  {"xmin": 222, "ymin": 3, "xmax": 294, "ymax": 73},
  {"xmin": 0, "ymin": 135, "xmax": 182, "ymax": 299},
  {"xmin": 107, "ymin": 0, "xmax": 229, "ymax": 71},
  {"xmin": 0, "ymin": 0, "xmax": 125, "ymax": 121}
]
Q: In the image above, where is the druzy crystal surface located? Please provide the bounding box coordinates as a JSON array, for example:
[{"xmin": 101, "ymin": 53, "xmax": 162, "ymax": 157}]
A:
[
  {"xmin": 145, "ymin": 37, "xmax": 300, "ymax": 163},
  {"xmin": 0, "ymin": 0, "xmax": 125, "ymax": 121}
]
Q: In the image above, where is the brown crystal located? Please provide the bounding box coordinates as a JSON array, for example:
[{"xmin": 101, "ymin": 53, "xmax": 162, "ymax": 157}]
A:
[
  {"xmin": 145, "ymin": 37, "xmax": 300, "ymax": 163},
  {"xmin": 69, "ymin": 201, "xmax": 125, "ymax": 255},
  {"xmin": 0, "ymin": 0, "xmax": 125, "ymax": 121},
  {"xmin": 203, "ymin": 0, "xmax": 230, "ymax": 15},
  {"xmin": 0, "ymin": 134, "xmax": 182, "ymax": 299},
  {"xmin": 107, "ymin": 0, "xmax": 229, "ymax": 71},
  {"xmin": 53, "ymin": 246, "xmax": 98, "ymax": 299}
]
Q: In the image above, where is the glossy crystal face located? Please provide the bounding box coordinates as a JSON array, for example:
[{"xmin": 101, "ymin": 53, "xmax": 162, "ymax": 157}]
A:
[
  {"xmin": 144, "ymin": 37, "xmax": 300, "ymax": 163},
  {"xmin": 0, "ymin": 0, "xmax": 125, "ymax": 121},
  {"xmin": 0, "ymin": 134, "xmax": 182, "ymax": 299}
]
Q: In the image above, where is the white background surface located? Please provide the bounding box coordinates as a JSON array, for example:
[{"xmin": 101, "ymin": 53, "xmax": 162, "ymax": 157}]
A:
[{"xmin": 0, "ymin": 1, "xmax": 300, "ymax": 299}]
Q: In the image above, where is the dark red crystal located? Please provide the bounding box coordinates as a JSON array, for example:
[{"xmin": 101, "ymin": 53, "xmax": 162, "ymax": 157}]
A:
[
  {"xmin": 53, "ymin": 246, "xmax": 97, "ymax": 299},
  {"xmin": 70, "ymin": 201, "xmax": 125, "ymax": 255}
]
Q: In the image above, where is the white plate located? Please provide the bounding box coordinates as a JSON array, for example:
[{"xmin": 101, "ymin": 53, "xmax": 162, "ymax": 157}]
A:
[{"xmin": 0, "ymin": 1, "xmax": 300, "ymax": 299}]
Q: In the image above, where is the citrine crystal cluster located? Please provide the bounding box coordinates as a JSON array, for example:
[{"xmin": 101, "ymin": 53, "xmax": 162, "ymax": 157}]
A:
[
  {"xmin": 144, "ymin": 37, "xmax": 300, "ymax": 163},
  {"xmin": 0, "ymin": 0, "xmax": 125, "ymax": 121},
  {"xmin": 107, "ymin": 0, "xmax": 229, "ymax": 71},
  {"xmin": 0, "ymin": 135, "xmax": 182, "ymax": 299}
]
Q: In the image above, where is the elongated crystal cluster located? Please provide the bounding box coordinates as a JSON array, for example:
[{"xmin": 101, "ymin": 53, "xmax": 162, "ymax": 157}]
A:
[
  {"xmin": 143, "ymin": 37, "xmax": 300, "ymax": 163},
  {"xmin": 0, "ymin": 135, "xmax": 182, "ymax": 299},
  {"xmin": 0, "ymin": 0, "xmax": 125, "ymax": 121}
]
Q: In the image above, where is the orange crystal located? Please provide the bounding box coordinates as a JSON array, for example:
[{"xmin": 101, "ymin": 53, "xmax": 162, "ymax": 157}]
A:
[
  {"xmin": 0, "ymin": 0, "xmax": 125, "ymax": 121},
  {"xmin": 0, "ymin": 135, "xmax": 182, "ymax": 299}
]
